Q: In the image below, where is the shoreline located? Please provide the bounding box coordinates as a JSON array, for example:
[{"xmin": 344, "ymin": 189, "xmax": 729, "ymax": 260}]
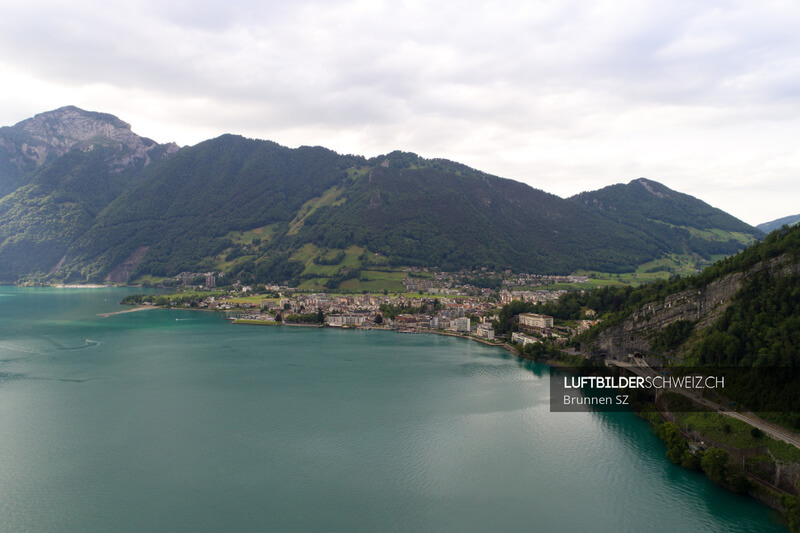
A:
[
  {"xmin": 137, "ymin": 305, "xmax": 564, "ymax": 366},
  {"xmin": 55, "ymin": 284, "xmax": 109, "ymax": 289}
]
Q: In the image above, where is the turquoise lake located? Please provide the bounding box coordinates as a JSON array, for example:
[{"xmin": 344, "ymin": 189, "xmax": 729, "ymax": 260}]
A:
[{"xmin": 0, "ymin": 287, "xmax": 787, "ymax": 531}]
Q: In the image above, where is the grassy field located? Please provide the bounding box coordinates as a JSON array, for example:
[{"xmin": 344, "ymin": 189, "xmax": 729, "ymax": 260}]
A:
[
  {"xmin": 338, "ymin": 277, "xmax": 406, "ymax": 293},
  {"xmin": 226, "ymin": 224, "xmax": 278, "ymax": 244},
  {"xmin": 333, "ymin": 270, "xmax": 409, "ymax": 293},
  {"xmin": 360, "ymin": 270, "xmax": 407, "ymax": 281},
  {"xmin": 296, "ymin": 278, "xmax": 328, "ymax": 291},
  {"xmin": 291, "ymin": 244, "xmax": 365, "ymax": 276},
  {"xmin": 537, "ymin": 278, "xmax": 628, "ymax": 291},
  {"xmin": 158, "ymin": 290, "xmax": 225, "ymax": 301},
  {"xmin": 138, "ymin": 236, "xmax": 740, "ymax": 296},
  {"xmin": 210, "ymin": 254, "xmax": 257, "ymax": 271},
  {"xmin": 685, "ymin": 227, "xmax": 757, "ymax": 246},
  {"xmin": 649, "ymin": 220, "xmax": 758, "ymax": 247},
  {"xmin": 222, "ymin": 295, "xmax": 279, "ymax": 304},
  {"xmin": 233, "ymin": 319, "xmax": 281, "ymax": 325},
  {"xmin": 345, "ymin": 166, "xmax": 371, "ymax": 180},
  {"xmin": 561, "ymin": 253, "xmax": 722, "ymax": 290},
  {"xmin": 287, "ymin": 185, "xmax": 346, "ymax": 235}
]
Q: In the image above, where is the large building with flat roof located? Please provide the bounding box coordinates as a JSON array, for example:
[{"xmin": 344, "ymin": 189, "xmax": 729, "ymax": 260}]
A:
[
  {"xmin": 326, "ymin": 314, "xmax": 367, "ymax": 327},
  {"xmin": 518, "ymin": 313, "xmax": 553, "ymax": 330}
]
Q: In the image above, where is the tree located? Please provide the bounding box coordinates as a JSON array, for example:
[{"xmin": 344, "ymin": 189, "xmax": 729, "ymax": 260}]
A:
[
  {"xmin": 656, "ymin": 422, "xmax": 688, "ymax": 464},
  {"xmin": 701, "ymin": 448, "xmax": 729, "ymax": 485}
]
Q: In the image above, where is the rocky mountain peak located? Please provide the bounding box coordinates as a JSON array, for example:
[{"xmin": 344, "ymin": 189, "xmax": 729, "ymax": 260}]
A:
[
  {"xmin": 2, "ymin": 106, "xmax": 179, "ymax": 172},
  {"xmin": 17, "ymin": 106, "xmax": 136, "ymax": 149}
]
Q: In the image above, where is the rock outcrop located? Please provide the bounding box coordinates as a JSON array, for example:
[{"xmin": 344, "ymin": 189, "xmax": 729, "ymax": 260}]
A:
[
  {"xmin": 0, "ymin": 106, "xmax": 179, "ymax": 176},
  {"xmin": 105, "ymin": 246, "xmax": 150, "ymax": 283},
  {"xmin": 588, "ymin": 254, "xmax": 800, "ymax": 362}
]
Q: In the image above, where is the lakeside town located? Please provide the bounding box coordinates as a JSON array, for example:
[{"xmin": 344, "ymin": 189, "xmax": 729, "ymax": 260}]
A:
[{"xmin": 122, "ymin": 268, "xmax": 601, "ymax": 346}]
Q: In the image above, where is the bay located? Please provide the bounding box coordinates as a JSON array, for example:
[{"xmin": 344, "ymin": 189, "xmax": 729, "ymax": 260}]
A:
[{"xmin": 0, "ymin": 287, "xmax": 786, "ymax": 531}]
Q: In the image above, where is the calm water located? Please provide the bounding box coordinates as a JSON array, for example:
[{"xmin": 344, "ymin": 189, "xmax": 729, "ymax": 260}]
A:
[{"xmin": 0, "ymin": 287, "xmax": 787, "ymax": 532}]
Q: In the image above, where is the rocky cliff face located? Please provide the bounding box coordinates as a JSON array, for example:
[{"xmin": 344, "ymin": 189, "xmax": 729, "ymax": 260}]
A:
[
  {"xmin": 0, "ymin": 106, "xmax": 179, "ymax": 177},
  {"xmin": 588, "ymin": 255, "xmax": 800, "ymax": 362}
]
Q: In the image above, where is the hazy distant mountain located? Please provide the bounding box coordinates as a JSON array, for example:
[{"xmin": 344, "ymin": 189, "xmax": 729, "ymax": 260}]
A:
[
  {"xmin": 758, "ymin": 214, "xmax": 800, "ymax": 233},
  {"xmin": 0, "ymin": 107, "xmax": 764, "ymax": 284}
]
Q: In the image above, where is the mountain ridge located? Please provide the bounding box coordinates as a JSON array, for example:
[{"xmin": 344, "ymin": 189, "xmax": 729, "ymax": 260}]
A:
[
  {"xmin": 0, "ymin": 107, "xmax": 764, "ymax": 285},
  {"xmin": 758, "ymin": 214, "xmax": 800, "ymax": 234}
]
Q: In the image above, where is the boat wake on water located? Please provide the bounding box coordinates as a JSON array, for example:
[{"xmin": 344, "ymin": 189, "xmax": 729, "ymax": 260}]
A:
[
  {"xmin": 0, "ymin": 343, "xmax": 46, "ymax": 354},
  {"xmin": 0, "ymin": 339, "xmax": 101, "ymax": 356},
  {"xmin": 60, "ymin": 339, "xmax": 100, "ymax": 350}
]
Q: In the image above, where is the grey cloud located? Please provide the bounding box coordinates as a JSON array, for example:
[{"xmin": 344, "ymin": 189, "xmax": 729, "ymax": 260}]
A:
[{"xmin": 1, "ymin": 1, "xmax": 799, "ymax": 224}]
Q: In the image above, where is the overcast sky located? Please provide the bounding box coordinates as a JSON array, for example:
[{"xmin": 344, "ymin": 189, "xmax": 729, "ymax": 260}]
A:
[{"xmin": 2, "ymin": 0, "xmax": 799, "ymax": 225}]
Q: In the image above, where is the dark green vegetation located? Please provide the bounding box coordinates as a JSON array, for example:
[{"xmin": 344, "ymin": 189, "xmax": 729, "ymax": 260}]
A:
[
  {"xmin": 651, "ymin": 320, "xmax": 695, "ymax": 352},
  {"xmin": 758, "ymin": 214, "xmax": 800, "ymax": 234},
  {"xmin": 579, "ymin": 225, "xmax": 800, "ymax": 428},
  {"xmin": 597, "ymin": 224, "xmax": 799, "ymax": 357},
  {"xmin": 641, "ymin": 400, "xmax": 800, "ymax": 531},
  {"xmin": 694, "ymin": 270, "xmax": 800, "ymax": 367},
  {"xmin": 653, "ymin": 419, "xmax": 748, "ymax": 493},
  {"xmin": 514, "ymin": 224, "xmax": 800, "ymax": 339},
  {"xmin": 120, "ymin": 291, "xmax": 224, "ymax": 307},
  {"xmin": 571, "ymin": 178, "xmax": 758, "ymax": 257},
  {"xmin": 284, "ymin": 310, "xmax": 325, "ymax": 324},
  {"xmin": 493, "ymin": 285, "xmax": 649, "ymax": 335},
  {"xmin": 0, "ymin": 107, "xmax": 763, "ymax": 285},
  {"xmin": 378, "ymin": 298, "xmax": 442, "ymax": 319}
]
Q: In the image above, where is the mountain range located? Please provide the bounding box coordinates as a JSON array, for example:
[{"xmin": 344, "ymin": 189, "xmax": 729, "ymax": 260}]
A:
[
  {"xmin": 758, "ymin": 214, "xmax": 800, "ymax": 234},
  {"xmin": 0, "ymin": 106, "xmax": 764, "ymax": 285}
]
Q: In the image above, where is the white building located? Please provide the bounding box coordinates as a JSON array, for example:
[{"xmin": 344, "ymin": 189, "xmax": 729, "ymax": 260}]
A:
[
  {"xmin": 476, "ymin": 323, "xmax": 494, "ymax": 340},
  {"xmin": 451, "ymin": 316, "xmax": 471, "ymax": 333},
  {"xmin": 518, "ymin": 313, "xmax": 553, "ymax": 330},
  {"xmin": 326, "ymin": 315, "xmax": 367, "ymax": 327},
  {"xmin": 511, "ymin": 332, "xmax": 540, "ymax": 346}
]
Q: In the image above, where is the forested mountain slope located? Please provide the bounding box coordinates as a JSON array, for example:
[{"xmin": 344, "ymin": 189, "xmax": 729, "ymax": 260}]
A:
[
  {"xmin": 570, "ymin": 178, "xmax": 762, "ymax": 259},
  {"xmin": 0, "ymin": 107, "xmax": 765, "ymax": 284},
  {"xmin": 0, "ymin": 107, "xmax": 178, "ymax": 281},
  {"xmin": 570, "ymin": 224, "xmax": 800, "ymax": 422}
]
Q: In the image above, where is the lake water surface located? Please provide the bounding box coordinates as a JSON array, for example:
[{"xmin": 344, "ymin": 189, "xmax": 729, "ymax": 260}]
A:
[{"xmin": 0, "ymin": 287, "xmax": 787, "ymax": 531}]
